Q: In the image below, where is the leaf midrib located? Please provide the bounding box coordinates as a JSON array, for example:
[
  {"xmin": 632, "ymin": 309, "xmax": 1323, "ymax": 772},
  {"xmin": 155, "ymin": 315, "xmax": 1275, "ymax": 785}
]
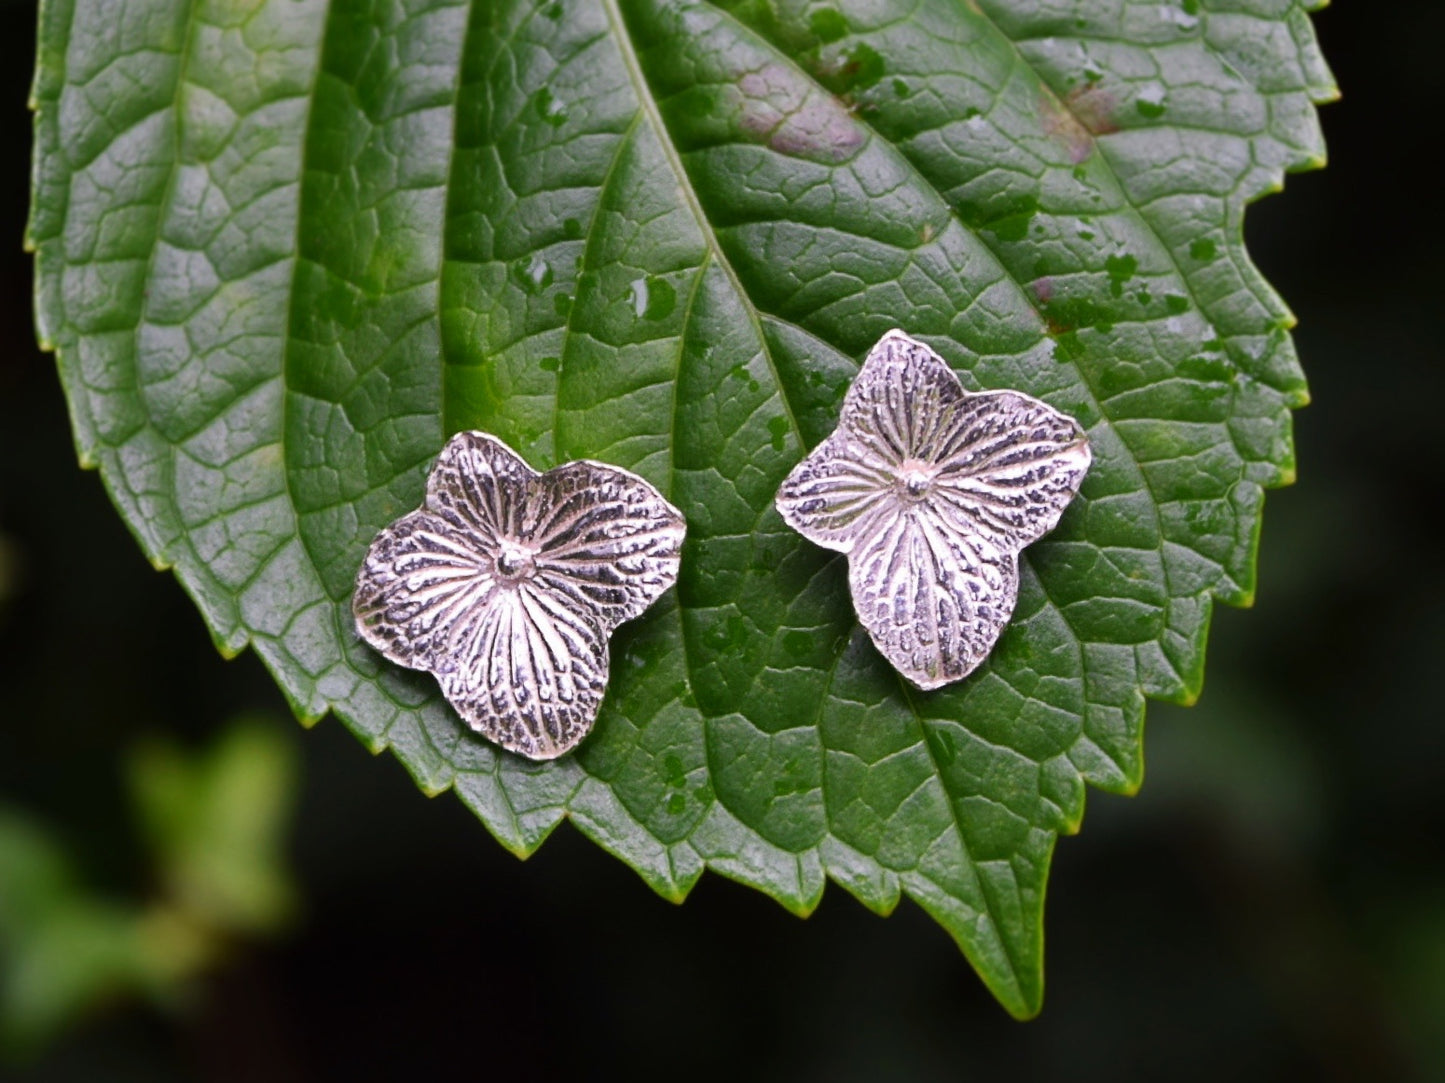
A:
[
  {"xmin": 602, "ymin": 0, "xmax": 805, "ymax": 448},
  {"xmin": 603, "ymin": 0, "xmax": 1034, "ymax": 998}
]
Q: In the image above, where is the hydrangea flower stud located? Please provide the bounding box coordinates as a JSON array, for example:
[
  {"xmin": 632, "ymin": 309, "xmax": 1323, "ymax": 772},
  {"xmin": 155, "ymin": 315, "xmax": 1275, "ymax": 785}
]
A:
[
  {"xmin": 776, "ymin": 330, "xmax": 1091, "ymax": 690},
  {"xmin": 353, "ymin": 432, "xmax": 686, "ymax": 760}
]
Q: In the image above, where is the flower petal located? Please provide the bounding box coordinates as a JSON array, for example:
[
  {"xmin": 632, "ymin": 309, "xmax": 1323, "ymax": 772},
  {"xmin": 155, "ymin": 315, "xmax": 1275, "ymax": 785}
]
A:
[
  {"xmin": 838, "ymin": 329, "xmax": 969, "ymax": 467},
  {"xmin": 772, "ymin": 329, "xmax": 1090, "ymax": 692},
  {"xmin": 929, "ymin": 391, "xmax": 1091, "ymax": 549},
  {"xmin": 775, "ymin": 431, "xmax": 896, "ymax": 551},
  {"xmin": 437, "ymin": 584, "xmax": 608, "ymax": 760},
  {"xmin": 848, "ymin": 509, "xmax": 1019, "ymax": 690},
  {"xmin": 525, "ymin": 460, "xmax": 687, "ymax": 631},
  {"xmin": 354, "ymin": 429, "xmax": 689, "ymax": 760},
  {"xmin": 353, "ymin": 508, "xmax": 497, "ymax": 672},
  {"xmin": 425, "ymin": 430, "xmax": 536, "ymax": 540}
]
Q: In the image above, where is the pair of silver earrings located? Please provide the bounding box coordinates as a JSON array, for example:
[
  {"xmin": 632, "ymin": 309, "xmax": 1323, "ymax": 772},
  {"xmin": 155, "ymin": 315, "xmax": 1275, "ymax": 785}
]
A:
[{"xmin": 353, "ymin": 331, "xmax": 1092, "ymax": 761}]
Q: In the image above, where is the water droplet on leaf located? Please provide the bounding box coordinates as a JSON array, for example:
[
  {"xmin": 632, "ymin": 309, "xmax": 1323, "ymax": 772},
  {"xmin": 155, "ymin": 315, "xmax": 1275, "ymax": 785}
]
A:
[
  {"xmin": 533, "ymin": 85, "xmax": 567, "ymax": 127},
  {"xmin": 629, "ymin": 276, "xmax": 676, "ymax": 320},
  {"xmin": 1135, "ymin": 83, "xmax": 1167, "ymax": 119},
  {"xmin": 511, "ymin": 252, "xmax": 553, "ymax": 293}
]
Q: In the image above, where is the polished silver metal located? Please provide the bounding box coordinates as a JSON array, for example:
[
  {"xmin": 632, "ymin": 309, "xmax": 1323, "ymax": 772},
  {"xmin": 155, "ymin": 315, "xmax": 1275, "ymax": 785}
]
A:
[
  {"xmin": 776, "ymin": 329, "xmax": 1091, "ymax": 690},
  {"xmin": 354, "ymin": 431, "xmax": 686, "ymax": 760}
]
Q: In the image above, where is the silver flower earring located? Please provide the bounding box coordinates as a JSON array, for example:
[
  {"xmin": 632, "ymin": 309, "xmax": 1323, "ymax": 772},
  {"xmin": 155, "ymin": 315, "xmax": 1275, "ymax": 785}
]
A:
[
  {"xmin": 776, "ymin": 330, "xmax": 1091, "ymax": 690},
  {"xmin": 353, "ymin": 431, "xmax": 686, "ymax": 760}
]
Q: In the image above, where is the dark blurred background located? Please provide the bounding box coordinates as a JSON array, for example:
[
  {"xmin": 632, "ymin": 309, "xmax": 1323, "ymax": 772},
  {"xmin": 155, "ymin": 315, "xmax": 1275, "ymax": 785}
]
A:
[{"xmin": 1, "ymin": 2, "xmax": 1441, "ymax": 1080}]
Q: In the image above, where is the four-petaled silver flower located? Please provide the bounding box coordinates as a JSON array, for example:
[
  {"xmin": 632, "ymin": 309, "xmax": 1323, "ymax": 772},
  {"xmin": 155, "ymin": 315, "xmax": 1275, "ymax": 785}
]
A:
[
  {"xmin": 353, "ymin": 432, "xmax": 686, "ymax": 760},
  {"xmin": 776, "ymin": 330, "xmax": 1091, "ymax": 690}
]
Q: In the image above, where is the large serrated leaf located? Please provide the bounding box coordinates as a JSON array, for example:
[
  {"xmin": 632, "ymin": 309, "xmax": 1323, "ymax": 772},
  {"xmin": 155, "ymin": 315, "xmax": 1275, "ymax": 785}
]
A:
[{"xmin": 29, "ymin": 0, "xmax": 1334, "ymax": 1017}]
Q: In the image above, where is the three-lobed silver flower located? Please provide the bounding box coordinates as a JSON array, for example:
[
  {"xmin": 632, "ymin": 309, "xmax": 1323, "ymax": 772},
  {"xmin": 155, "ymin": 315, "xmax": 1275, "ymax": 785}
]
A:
[
  {"xmin": 776, "ymin": 330, "xmax": 1092, "ymax": 690},
  {"xmin": 353, "ymin": 431, "xmax": 686, "ymax": 760}
]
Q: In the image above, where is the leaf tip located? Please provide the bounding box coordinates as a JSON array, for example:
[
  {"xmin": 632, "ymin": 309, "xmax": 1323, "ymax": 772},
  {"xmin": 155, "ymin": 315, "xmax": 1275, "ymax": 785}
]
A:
[
  {"xmin": 791, "ymin": 896, "xmax": 824, "ymax": 920},
  {"xmin": 499, "ymin": 837, "xmax": 540, "ymax": 861},
  {"xmin": 768, "ymin": 883, "xmax": 825, "ymax": 920},
  {"xmin": 659, "ymin": 850, "xmax": 707, "ymax": 904},
  {"xmin": 987, "ymin": 964, "xmax": 1045, "ymax": 1022},
  {"xmin": 1004, "ymin": 996, "xmax": 1044, "ymax": 1023}
]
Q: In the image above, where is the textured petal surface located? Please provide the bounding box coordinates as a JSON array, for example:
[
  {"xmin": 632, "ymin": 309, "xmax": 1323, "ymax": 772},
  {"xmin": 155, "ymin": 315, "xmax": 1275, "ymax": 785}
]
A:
[
  {"xmin": 355, "ymin": 430, "xmax": 683, "ymax": 761},
  {"xmin": 353, "ymin": 509, "xmax": 497, "ymax": 672},
  {"xmin": 839, "ymin": 330, "xmax": 970, "ymax": 468},
  {"xmin": 778, "ymin": 330, "xmax": 1089, "ymax": 689},
  {"xmin": 528, "ymin": 460, "xmax": 686, "ymax": 631},
  {"xmin": 425, "ymin": 430, "xmax": 537, "ymax": 541},
  {"xmin": 438, "ymin": 586, "xmax": 609, "ymax": 760},
  {"xmin": 930, "ymin": 391, "xmax": 1091, "ymax": 549},
  {"xmin": 849, "ymin": 509, "xmax": 1020, "ymax": 690},
  {"xmin": 775, "ymin": 433, "xmax": 896, "ymax": 551}
]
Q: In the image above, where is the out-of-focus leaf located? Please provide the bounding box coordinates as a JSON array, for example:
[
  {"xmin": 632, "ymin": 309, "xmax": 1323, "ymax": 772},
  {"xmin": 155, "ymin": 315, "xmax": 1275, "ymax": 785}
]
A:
[
  {"xmin": 129, "ymin": 717, "xmax": 298, "ymax": 935},
  {"xmin": 0, "ymin": 814, "xmax": 154, "ymax": 1055},
  {"xmin": 0, "ymin": 718, "xmax": 298, "ymax": 1056}
]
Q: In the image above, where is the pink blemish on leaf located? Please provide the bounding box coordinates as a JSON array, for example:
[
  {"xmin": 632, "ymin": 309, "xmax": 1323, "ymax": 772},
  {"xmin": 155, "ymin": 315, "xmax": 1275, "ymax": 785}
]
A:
[
  {"xmin": 1065, "ymin": 85, "xmax": 1121, "ymax": 137},
  {"xmin": 1032, "ymin": 277, "xmax": 1054, "ymax": 305},
  {"xmin": 735, "ymin": 64, "xmax": 864, "ymax": 164},
  {"xmin": 1039, "ymin": 93, "xmax": 1093, "ymax": 164},
  {"xmin": 1040, "ymin": 84, "xmax": 1119, "ymax": 165}
]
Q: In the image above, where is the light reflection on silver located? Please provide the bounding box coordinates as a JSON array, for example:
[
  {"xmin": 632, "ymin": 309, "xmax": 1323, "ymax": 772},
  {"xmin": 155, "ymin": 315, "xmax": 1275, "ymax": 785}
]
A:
[
  {"xmin": 776, "ymin": 330, "xmax": 1091, "ymax": 690},
  {"xmin": 354, "ymin": 431, "xmax": 686, "ymax": 760}
]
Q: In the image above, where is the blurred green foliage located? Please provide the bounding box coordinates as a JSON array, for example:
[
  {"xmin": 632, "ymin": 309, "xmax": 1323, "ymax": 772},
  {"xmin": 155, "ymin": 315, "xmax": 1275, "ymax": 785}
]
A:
[
  {"xmin": 0, "ymin": 719, "xmax": 297, "ymax": 1059},
  {"xmin": 128, "ymin": 723, "xmax": 297, "ymax": 938}
]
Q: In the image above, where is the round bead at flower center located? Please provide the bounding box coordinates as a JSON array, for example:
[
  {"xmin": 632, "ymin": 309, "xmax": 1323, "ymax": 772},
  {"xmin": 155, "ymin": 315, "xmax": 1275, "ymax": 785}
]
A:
[
  {"xmin": 494, "ymin": 541, "xmax": 537, "ymax": 583},
  {"xmin": 896, "ymin": 461, "xmax": 935, "ymax": 502}
]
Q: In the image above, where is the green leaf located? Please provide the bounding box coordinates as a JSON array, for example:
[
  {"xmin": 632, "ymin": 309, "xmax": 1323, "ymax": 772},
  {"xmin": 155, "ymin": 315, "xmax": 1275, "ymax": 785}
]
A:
[{"xmin": 29, "ymin": 0, "xmax": 1334, "ymax": 1017}]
